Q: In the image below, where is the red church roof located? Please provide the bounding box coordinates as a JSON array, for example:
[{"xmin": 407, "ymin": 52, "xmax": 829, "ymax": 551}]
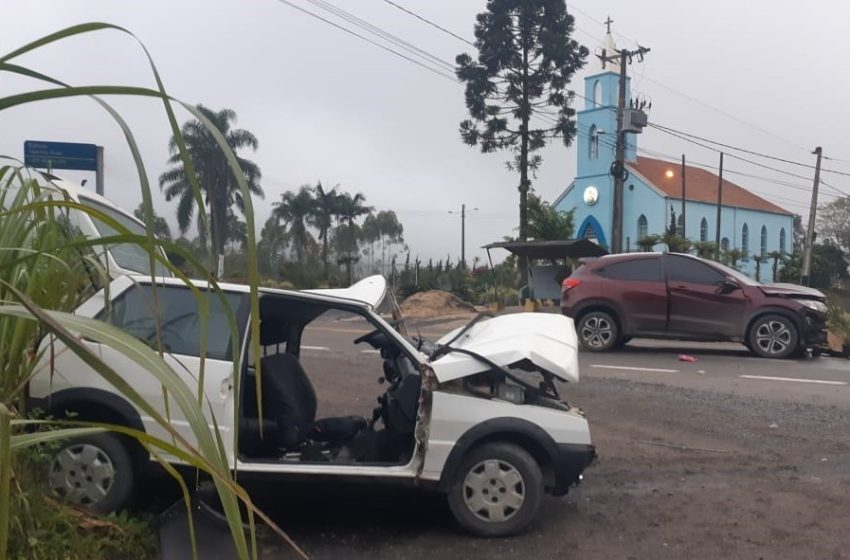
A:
[{"xmin": 628, "ymin": 156, "xmax": 792, "ymax": 216}]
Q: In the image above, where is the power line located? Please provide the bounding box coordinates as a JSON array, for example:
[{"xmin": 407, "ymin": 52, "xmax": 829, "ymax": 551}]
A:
[
  {"xmin": 650, "ymin": 123, "xmax": 850, "ymax": 178},
  {"xmin": 305, "ymin": 0, "xmax": 456, "ymax": 72},
  {"xmin": 274, "ymin": 0, "xmax": 456, "ymax": 82},
  {"xmin": 647, "ymin": 123, "xmax": 828, "ymax": 184},
  {"xmin": 565, "ymin": 6, "xmax": 813, "ymax": 155},
  {"xmin": 379, "ymin": 0, "xmax": 475, "ymax": 47},
  {"xmin": 635, "ymin": 147, "xmax": 840, "ymax": 199}
]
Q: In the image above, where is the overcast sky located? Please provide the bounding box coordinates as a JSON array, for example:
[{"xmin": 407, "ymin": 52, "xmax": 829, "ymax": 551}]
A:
[{"xmin": 2, "ymin": 0, "xmax": 849, "ymax": 264}]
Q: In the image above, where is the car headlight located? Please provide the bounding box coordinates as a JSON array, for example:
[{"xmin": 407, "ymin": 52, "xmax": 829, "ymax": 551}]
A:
[{"xmin": 793, "ymin": 299, "xmax": 827, "ymax": 313}]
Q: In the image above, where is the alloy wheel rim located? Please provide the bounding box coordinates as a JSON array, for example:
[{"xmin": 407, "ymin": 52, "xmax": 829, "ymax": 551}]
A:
[
  {"xmin": 462, "ymin": 459, "xmax": 525, "ymax": 522},
  {"xmin": 755, "ymin": 320, "xmax": 791, "ymax": 355},
  {"xmin": 581, "ymin": 316, "xmax": 613, "ymax": 348},
  {"xmin": 49, "ymin": 443, "xmax": 115, "ymax": 506}
]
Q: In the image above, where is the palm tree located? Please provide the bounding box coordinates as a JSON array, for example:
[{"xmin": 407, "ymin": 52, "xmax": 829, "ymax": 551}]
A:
[
  {"xmin": 273, "ymin": 185, "xmax": 316, "ymax": 263},
  {"xmin": 159, "ymin": 104, "xmax": 263, "ymax": 276},
  {"xmin": 753, "ymin": 254, "xmax": 767, "ymax": 282},
  {"xmin": 309, "ymin": 182, "xmax": 340, "ymax": 278},
  {"xmin": 334, "ymin": 192, "xmax": 372, "ymax": 284},
  {"xmin": 768, "ymin": 250, "xmax": 784, "ymax": 283},
  {"xmin": 637, "ymin": 234, "xmax": 661, "ymax": 252},
  {"xmin": 132, "ymin": 203, "xmax": 172, "ymax": 240},
  {"xmin": 692, "ymin": 241, "xmax": 717, "ymax": 260},
  {"xmin": 257, "ymin": 215, "xmax": 288, "ymax": 277}
]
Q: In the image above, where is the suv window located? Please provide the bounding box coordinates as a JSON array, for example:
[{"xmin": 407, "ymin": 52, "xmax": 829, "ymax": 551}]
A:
[
  {"xmin": 79, "ymin": 196, "xmax": 168, "ymax": 276},
  {"xmin": 102, "ymin": 285, "xmax": 247, "ymax": 360},
  {"xmin": 665, "ymin": 255, "xmax": 725, "ymax": 285},
  {"xmin": 597, "ymin": 258, "xmax": 661, "ymax": 282}
]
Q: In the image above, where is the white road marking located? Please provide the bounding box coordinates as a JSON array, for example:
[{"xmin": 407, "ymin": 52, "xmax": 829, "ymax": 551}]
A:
[
  {"xmin": 361, "ymin": 349, "xmax": 381, "ymax": 354},
  {"xmin": 739, "ymin": 375, "xmax": 847, "ymax": 386},
  {"xmin": 590, "ymin": 364, "xmax": 679, "ymax": 373},
  {"xmin": 301, "ymin": 345, "xmax": 330, "ymax": 351}
]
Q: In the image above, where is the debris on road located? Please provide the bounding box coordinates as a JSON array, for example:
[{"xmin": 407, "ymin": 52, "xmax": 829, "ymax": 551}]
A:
[
  {"xmin": 635, "ymin": 439, "xmax": 730, "ymax": 454},
  {"xmin": 678, "ymin": 354, "xmax": 699, "ymax": 363},
  {"xmin": 399, "ymin": 290, "xmax": 477, "ymax": 319}
]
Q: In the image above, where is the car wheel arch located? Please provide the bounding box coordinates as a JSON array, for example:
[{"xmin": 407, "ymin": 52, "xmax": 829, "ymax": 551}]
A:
[
  {"xmin": 573, "ymin": 301, "xmax": 626, "ymax": 335},
  {"xmin": 437, "ymin": 418, "xmax": 558, "ymax": 492},
  {"xmin": 37, "ymin": 388, "xmax": 148, "ymax": 465},
  {"xmin": 744, "ymin": 308, "xmax": 803, "ymax": 342}
]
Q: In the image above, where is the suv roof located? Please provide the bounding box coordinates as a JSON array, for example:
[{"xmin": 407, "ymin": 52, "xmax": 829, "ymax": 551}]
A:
[{"xmin": 125, "ymin": 274, "xmax": 388, "ymax": 309}]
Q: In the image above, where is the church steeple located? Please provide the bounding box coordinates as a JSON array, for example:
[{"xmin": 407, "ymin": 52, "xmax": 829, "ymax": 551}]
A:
[{"xmin": 593, "ymin": 17, "xmax": 620, "ymax": 74}]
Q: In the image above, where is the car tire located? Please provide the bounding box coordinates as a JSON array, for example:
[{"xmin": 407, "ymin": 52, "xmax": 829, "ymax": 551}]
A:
[
  {"xmin": 748, "ymin": 314, "xmax": 799, "ymax": 359},
  {"xmin": 48, "ymin": 433, "xmax": 136, "ymax": 514},
  {"xmin": 447, "ymin": 442, "xmax": 543, "ymax": 537},
  {"xmin": 614, "ymin": 336, "xmax": 632, "ymax": 349},
  {"xmin": 576, "ymin": 311, "xmax": 619, "ymax": 352}
]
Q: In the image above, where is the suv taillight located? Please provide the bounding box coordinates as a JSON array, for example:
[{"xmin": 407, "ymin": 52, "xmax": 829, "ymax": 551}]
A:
[{"xmin": 562, "ymin": 278, "xmax": 581, "ymax": 291}]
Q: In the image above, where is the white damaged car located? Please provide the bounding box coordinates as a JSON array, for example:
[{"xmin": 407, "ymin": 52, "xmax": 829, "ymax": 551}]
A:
[{"xmin": 29, "ymin": 274, "xmax": 595, "ymax": 536}]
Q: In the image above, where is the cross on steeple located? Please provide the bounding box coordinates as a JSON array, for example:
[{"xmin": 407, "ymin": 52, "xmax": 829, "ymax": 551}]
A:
[{"xmin": 604, "ymin": 16, "xmax": 614, "ymax": 35}]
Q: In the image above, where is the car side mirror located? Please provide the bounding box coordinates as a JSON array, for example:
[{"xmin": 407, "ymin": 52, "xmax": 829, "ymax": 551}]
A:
[{"xmin": 718, "ymin": 279, "xmax": 740, "ymax": 293}]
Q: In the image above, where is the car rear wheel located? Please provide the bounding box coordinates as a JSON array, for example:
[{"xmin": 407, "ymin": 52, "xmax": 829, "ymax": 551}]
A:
[
  {"xmin": 447, "ymin": 442, "xmax": 543, "ymax": 537},
  {"xmin": 748, "ymin": 314, "xmax": 799, "ymax": 359},
  {"xmin": 49, "ymin": 433, "xmax": 136, "ymax": 514},
  {"xmin": 577, "ymin": 311, "xmax": 619, "ymax": 352}
]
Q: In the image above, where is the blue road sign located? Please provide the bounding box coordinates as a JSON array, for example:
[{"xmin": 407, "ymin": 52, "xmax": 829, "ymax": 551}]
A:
[{"xmin": 24, "ymin": 140, "xmax": 98, "ymax": 172}]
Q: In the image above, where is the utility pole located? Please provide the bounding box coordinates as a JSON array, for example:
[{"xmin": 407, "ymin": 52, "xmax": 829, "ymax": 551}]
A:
[
  {"xmin": 715, "ymin": 152, "xmax": 724, "ymax": 260},
  {"xmin": 449, "ymin": 204, "xmax": 477, "ymax": 268},
  {"xmin": 680, "ymin": 154, "xmax": 687, "ymax": 237},
  {"xmin": 601, "ymin": 43, "xmax": 650, "ymax": 254},
  {"xmin": 801, "ymin": 146, "xmax": 823, "ymax": 286},
  {"xmin": 461, "ymin": 203, "xmax": 466, "ymax": 267}
]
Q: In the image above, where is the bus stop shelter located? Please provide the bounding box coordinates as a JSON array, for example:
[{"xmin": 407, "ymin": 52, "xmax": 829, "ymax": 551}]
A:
[{"xmin": 483, "ymin": 239, "xmax": 608, "ymax": 302}]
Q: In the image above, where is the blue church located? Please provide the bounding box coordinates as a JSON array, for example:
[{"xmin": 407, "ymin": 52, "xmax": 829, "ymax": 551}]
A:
[{"xmin": 552, "ymin": 32, "xmax": 794, "ymax": 279}]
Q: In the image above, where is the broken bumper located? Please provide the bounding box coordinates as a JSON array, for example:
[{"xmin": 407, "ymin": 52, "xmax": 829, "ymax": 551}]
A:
[
  {"xmin": 550, "ymin": 443, "xmax": 596, "ymax": 496},
  {"xmin": 801, "ymin": 310, "xmax": 828, "ymax": 349}
]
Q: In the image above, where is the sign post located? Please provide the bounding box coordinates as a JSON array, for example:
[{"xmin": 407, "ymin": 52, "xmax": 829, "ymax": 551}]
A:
[{"xmin": 24, "ymin": 141, "xmax": 104, "ymax": 195}]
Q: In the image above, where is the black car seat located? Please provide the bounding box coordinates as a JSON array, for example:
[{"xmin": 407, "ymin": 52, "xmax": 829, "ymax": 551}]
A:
[{"xmin": 248, "ymin": 353, "xmax": 366, "ymax": 452}]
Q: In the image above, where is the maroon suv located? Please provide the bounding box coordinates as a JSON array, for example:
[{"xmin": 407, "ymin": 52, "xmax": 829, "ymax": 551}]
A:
[{"xmin": 560, "ymin": 252, "xmax": 828, "ymax": 358}]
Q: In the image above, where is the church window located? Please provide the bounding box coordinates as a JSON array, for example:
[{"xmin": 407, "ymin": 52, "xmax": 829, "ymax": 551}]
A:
[
  {"xmin": 721, "ymin": 237, "xmax": 729, "ymax": 251},
  {"xmin": 593, "ymin": 80, "xmax": 602, "ymax": 106},
  {"xmin": 741, "ymin": 223, "xmax": 749, "ymax": 255},
  {"xmin": 637, "ymin": 215, "xmax": 648, "ymax": 240},
  {"xmin": 676, "ymin": 214, "xmax": 685, "ymax": 237},
  {"xmin": 700, "ymin": 218, "xmax": 708, "ymax": 242},
  {"xmin": 589, "ymin": 125, "xmax": 599, "ymax": 160},
  {"xmin": 779, "ymin": 228, "xmax": 786, "ymax": 253},
  {"xmin": 760, "ymin": 225, "xmax": 768, "ymax": 255},
  {"xmin": 582, "ymin": 223, "xmax": 597, "ymax": 241}
]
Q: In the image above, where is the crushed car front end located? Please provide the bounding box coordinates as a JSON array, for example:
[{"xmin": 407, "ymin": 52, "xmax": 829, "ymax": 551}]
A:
[{"xmin": 420, "ymin": 313, "xmax": 595, "ymax": 496}]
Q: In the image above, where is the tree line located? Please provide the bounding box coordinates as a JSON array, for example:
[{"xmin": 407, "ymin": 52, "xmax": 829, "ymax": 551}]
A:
[{"xmin": 148, "ymin": 105, "xmax": 405, "ymax": 287}]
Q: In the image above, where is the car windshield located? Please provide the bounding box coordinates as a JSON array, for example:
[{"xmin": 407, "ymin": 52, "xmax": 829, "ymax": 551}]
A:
[
  {"xmin": 79, "ymin": 197, "xmax": 168, "ymax": 276},
  {"xmin": 709, "ymin": 260, "xmax": 761, "ymax": 286}
]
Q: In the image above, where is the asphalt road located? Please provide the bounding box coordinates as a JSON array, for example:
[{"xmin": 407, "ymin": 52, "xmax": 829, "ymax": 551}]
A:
[{"xmin": 250, "ymin": 313, "xmax": 850, "ymax": 559}]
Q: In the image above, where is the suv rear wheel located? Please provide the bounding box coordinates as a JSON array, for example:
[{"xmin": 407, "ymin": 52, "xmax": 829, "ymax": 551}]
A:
[
  {"xmin": 577, "ymin": 311, "xmax": 619, "ymax": 352},
  {"xmin": 447, "ymin": 442, "xmax": 543, "ymax": 537},
  {"xmin": 748, "ymin": 314, "xmax": 799, "ymax": 359},
  {"xmin": 49, "ymin": 433, "xmax": 136, "ymax": 513}
]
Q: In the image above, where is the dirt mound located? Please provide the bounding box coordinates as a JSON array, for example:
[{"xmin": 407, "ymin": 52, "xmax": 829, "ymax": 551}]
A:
[{"xmin": 400, "ymin": 290, "xmax": 477, "ymax": 319}]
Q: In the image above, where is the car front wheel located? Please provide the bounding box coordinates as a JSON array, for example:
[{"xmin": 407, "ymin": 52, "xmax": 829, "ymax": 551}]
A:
[
  {"xmin": 49, "ymin": 433, "xmax": 136, "ymax": 514},
  {"xmin": 447, "ymin": 442, "xmax": 543, "ymax": 537},
  {"xmin": 577, "ymin": 311, "xmax": 619, "ymax": 352},
  {"xmin": 748, "ymin": 314, "xmax": 799, "ymax": 359}
]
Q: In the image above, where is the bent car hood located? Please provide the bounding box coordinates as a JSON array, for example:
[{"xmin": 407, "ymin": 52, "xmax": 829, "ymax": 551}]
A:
[
  {"xmin": 760, "ymin": 283, "xmax": 825, "ymax": 299},
  {"xmin": 429, "ymin": 313, "xmax": 579, "ymax": 383},
  {"xmin": 305, "ymin": 275, "xmax": 387, "ymax": 309}
]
